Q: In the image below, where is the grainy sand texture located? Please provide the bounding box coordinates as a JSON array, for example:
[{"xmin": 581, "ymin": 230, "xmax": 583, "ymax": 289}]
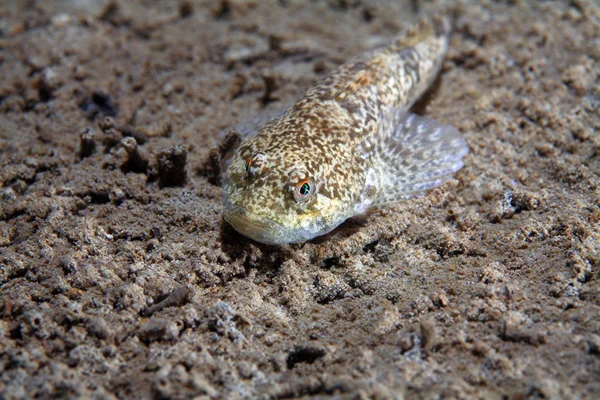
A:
[{"xmin": 1, "ymin": 0, "xmax": 599, "ymax": 398}]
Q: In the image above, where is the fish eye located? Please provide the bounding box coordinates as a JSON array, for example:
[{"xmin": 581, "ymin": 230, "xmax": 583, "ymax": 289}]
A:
[
  {"xmin": 245, "ymin": 152, "xmax": 267, "ymax": 177},
  {"xmin": 245, "ymin": 156, "xmax": 253, "ymax": 174},
  {"xmin": 292, "ymin": 178, "xmax": 315, "ymax": 202}
]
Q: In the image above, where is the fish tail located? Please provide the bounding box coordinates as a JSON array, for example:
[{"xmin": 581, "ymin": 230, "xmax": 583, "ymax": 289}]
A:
[{"xmin": 384, "ymin": 16, "xmax": 451, "ymax": 109}]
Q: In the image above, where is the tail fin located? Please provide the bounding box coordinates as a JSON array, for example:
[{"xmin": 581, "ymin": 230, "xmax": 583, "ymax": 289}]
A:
[
  {"xmin": 384, "ymin": 16, "xmax": 452, "ymax": 109},
  {"xmin": 388, "ymin": 16, "xmax": 450, "ymax": 51}
]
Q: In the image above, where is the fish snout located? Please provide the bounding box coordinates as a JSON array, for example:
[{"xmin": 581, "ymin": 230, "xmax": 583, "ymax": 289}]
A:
[{"xmin": 223, "ymin": 205, "xmax": 289, "ymax": 245}]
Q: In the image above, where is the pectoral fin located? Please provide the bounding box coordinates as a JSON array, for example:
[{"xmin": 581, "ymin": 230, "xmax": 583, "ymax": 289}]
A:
[
  {"xmin": 231, "ymin": 105, "xmax": 289, "ymax": 140},
  {"xmin": 373, "ymin": 110, "xmax": 468, "ymax": 205}
]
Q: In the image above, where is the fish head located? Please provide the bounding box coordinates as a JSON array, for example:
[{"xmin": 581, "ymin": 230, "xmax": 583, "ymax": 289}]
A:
[{"xmin": 222, "ymin": 140, "xmax": 352, "ymax": 245}]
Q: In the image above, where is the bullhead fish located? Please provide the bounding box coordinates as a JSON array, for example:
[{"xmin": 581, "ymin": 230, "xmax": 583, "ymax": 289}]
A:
[{"xmin": 221, "ymin": 17, "xmax": 468, "ymax": 244}]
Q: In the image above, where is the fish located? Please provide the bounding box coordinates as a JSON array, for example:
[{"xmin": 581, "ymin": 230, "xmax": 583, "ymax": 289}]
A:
[{"xmin": 220, "ymin": 17, "xmax": 469, "ymax": 245}]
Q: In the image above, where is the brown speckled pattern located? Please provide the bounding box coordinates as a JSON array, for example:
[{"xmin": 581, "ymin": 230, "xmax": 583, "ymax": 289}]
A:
[{"xmin": 223, "ymin": 17, "xmax": 468, "ymax": 244}]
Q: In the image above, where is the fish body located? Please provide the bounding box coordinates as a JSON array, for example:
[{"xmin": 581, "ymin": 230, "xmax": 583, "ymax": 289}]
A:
[{"xmin": 222, "ymin": 18, "xmax": 468, "ymax": 245}]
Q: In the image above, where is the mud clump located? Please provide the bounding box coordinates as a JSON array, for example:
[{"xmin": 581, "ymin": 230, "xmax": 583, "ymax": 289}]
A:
[
  {"xmin": 121, "ymin": 137, "xmax": 149, "ymax": 174},
  {"xmin": 157, "ymin": 145, "xmax": 188, "ymax": 187},
  {"xmin": 79, "ymin": 128, "xmax": 97, "ymax": 159}
]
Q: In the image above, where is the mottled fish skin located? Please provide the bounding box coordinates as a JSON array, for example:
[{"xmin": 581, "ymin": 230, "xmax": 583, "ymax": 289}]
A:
[{"xmin": 222, "ymin": 17, "xmax": 469, "ymax": 245}]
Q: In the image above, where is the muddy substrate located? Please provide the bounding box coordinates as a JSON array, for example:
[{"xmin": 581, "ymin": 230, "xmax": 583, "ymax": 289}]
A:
[{"xmin": 1, "ymin": 0, "xmax": 599, "ymax": 399}]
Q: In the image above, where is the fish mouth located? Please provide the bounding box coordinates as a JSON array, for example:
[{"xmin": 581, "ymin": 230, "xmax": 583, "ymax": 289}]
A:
[{"xmin": 223, "ymin": 205, "xmax": 293, "ymax": 245}]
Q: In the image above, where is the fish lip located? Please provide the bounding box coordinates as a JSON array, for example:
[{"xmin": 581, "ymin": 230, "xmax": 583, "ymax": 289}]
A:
[{"xmin": 223, "ymin": 205, "xmax": 291, "ymax": 245}]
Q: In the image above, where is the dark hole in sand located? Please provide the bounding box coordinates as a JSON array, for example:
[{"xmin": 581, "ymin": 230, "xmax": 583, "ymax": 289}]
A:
[
  {"xmin": 286, "ymin": 345, "xmax": 326, "ymax": 369},
  {"xmin": 79, "ymin": 92, "xmax": 119, "ymax": 119}
]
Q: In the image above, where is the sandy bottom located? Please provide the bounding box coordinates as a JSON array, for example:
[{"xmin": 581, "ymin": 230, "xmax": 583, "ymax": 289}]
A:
[{"xmin": 1, "ymin": 0, "xmax": 599, "ymax": 398}]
